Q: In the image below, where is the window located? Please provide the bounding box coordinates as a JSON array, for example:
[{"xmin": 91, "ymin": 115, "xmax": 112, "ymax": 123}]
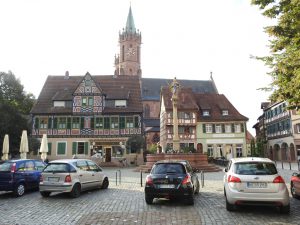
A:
[
  {"xmin": 40, "ymin": 118, "xmax": 48, "ymax": 129},
  {"xmin": 206, "ymin": 124, "xmax": 212, "ymax": 133},
  {"xmin": 57, "ymin": 142, "xmax": 66, "ymax": 155},
  {"xmin": 296, "ymin": 124, "xmax": 300, "ymax": 133},
  {"xmin": 88, "ymin": 97, "xmax": 93, "ymax": 106},
  {"xmin": 236, "ymin": 145, "xmax": 242, "ymax": 157},
  {"xmin": 217, "ymin": 145, "xmax": 223, "ymax": 157},
  {"xmin": 134, "ymin": 116, "xmax": 139, "ymax": 128},
  {"xmin": 234, "ymin": 124, "xmax": 241, "ymax": 133},
  {"xmin": 119, "ymin": 117, "xmax": 125, "ymax": 129},
  {"xmin": 207, "ymin": 145, "xmax": 213, "ymax": 157},
  {"xmin": 111, "ymin": 117, "xmax": 119, "ymax": 129},
  {"xmin": 203, "ymin": 110, "xmax": 210, "ymax": 116},
  {"xmin": 222, "ymin": 110, "xmax": 228, "ymax": 116},
  {"xmin": 77, "ymin": 142, "xmax": 85, "ymax": 154},
  {"xmin": 225, "ymin": 124, "xmax": 231, "ymax": 133},
  {"xmin": 95, "ymin": 117, "xmax": 103, "ymax": 129},
  {"xmin": 53, "ymin": 101, "xmax": 65, "ymax": 107},
  {"xmin": 115, "ymin": 100, "xmax": 126, "ymax": 107},
  {"xmin": 58, "ymin": 117, "xmax": 66, "ymax": 129},
  {"xmin": 215, "ymin": 124, "xmax": 222, "ymax": 133},
  {"xmin": 72, "ymin": 117, "xmax": 80, "ymax": 129},
  {"xmin": 126, "ymin": 117, "xmax": 134, "ymax": 128},
  {"xmin": 85, "ymin": 79, "xmax": 91, "ymax": 86},
  {"xmin": 82, "ymin": 97, "xmax": 87, "ymax": 107}
]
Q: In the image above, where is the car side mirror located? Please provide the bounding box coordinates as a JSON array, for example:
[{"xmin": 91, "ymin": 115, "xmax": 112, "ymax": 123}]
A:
[{"xmin": 223, "ymin": 168, "xmax": 228, "ymax": 173}]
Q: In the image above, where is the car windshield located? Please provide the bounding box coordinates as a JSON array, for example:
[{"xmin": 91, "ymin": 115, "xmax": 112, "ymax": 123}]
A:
[
  {"xmin": 0, "ymin": 162, "xmax": 12, "ymax": 172},
  {"xmin": 43, "ymin": 163, "xmax": 71, "ymax": 173},
  {"xmin": 152, "ymin": 163, "xmax": 185, "ymax": 174},
  {"xmin": 234, "ymin": 162, "xmax": 277, "ymax": 175}
]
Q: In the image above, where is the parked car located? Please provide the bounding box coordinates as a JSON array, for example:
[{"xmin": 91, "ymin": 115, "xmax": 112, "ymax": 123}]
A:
[
  {"xmin": 290, "ymin": 172, "xmax": 300, "ymax": 199},
  {"xmin": 223, "ymin": 157, "xmax": 290, "ymax": 213},
  {"xmin": 144, "ymin": 160, "xmax": 200, "ymax": 205},
  {"xmin": 0, "ymin": 159, "xmax": 46, "ymax": 197},
  {"xmin": 39, "ymin": 159, "xmax": 109, "ymax": 198}
]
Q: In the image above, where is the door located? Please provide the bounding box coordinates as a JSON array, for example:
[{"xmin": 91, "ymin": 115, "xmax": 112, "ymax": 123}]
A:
[
  {"xmin": 75, "ymin": 160, "xmax": 92, "ymax": 190},
  {"xmin": 105, "ymin": 148, "xmax": 112, "ymax": 162},
  {"xmin": 24, "ymin": 160, "xmax": 38, "ymax": 189},
  {"xmin": 86, "ymin": 160, "xmax": 103, "ymax": 188}
]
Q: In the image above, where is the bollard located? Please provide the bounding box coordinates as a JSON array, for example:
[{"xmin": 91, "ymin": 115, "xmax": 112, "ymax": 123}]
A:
[
  {"xmin": 282, "ymin": 161, "xmax": 284, "ymax": 169},
  {"xmin": 298, "ymin": 161, "xmax": 300, "ymax": 171},
  {"xmin": 140, "ymin": 170, "xmax": 143, "ymax": 187},
  {"xmin": 119, "ymin": 170, "xmax": 121, "ymax": 184},
  {"xmin": 116, "ymin": 171, "xmax": 118, "ymax": 186},
  {"xmin": 200, "ymin": 171, "xmax": 204, "ymax": 188},
  {"xmin": 289, "ymin": 162, "xmax": 291, "ymax": 170}
]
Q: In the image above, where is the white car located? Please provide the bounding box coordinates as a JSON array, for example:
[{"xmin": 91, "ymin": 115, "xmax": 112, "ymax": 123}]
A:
[
  {"xmin": 223, "ymin": 157, "xmax": 290, "ymax": 213},
  {"xmin": 39, "ymin": 159, "xmax": 109, "ymax": 198}
]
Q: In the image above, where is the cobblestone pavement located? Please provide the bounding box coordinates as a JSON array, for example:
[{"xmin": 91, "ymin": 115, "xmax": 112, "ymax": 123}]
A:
[{"xmin": 0, "ymin": 163, "xmax": 300, "ymax": 225}]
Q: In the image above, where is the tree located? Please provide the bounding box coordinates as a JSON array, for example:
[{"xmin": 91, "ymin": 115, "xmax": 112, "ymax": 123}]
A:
[
  {"xmin": 251, "ymin": 0, "xmax": 300, "ymax": 109},
  {"xmin": 0, "ymin": 71, "xmax": 36, "ymax": 157},
  {"xmin": 126, "ymin": 135, "xmax": 145, "ymax": 154}
]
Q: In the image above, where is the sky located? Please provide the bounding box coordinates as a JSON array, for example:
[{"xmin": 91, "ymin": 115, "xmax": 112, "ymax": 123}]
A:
[{"xmin": 0, "ymin": 0, "xmax": 273, "ymax": 135}]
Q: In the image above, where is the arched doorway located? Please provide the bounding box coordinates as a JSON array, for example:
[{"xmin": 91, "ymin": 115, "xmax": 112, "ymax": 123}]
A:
[
  {"xmin": 274, "ymin": 144, "xmax": 280, "ymax": 161},
  {"xmin": 281, "ymin": 143, "xmax": 288, "ymax": 161},
  {"xmin": 290, "ymin": 143, "xmax": 296, "ymax": 161},
  {"xmin": 197, "ymin": 143, "xmax": 203, "ymax": 154}
]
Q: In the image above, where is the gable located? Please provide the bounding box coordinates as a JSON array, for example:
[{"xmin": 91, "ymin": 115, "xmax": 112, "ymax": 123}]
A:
[{"xmin": 74, "ymin": 73, "xmax": 102, "ymax": 95}]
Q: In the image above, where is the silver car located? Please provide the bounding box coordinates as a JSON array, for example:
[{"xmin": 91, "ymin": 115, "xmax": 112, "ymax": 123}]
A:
[
  {"xmin": 223, "ymin": 157, "xmax": 290, "ymax": 213},
  {"xmin": 39, "ymin": 159, "xmax": 109, "ymax": 198}
]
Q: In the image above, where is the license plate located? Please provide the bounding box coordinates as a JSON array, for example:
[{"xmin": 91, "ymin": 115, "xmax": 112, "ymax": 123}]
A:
[
  {"xmin": 48, "ymin": 177, "xmax": 59, "ymax": 182},
  {"xmin": 158, "ymin": 184, "xmax": 175, "ymax": 188},
  {"xmin": 247, "ymin": 182, "xmax": 267, "ymax": 188}
]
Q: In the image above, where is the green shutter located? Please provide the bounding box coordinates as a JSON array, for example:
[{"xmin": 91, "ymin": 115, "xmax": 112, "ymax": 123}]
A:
[
  {"xmin": 84, "ymin": 142, "xmax": 88, "ymax": 155},
  {"xmin": 47, "ymin": 143, "xmax": 52, "ymax": 155},
  {"xmin": 53, "ymin": 118, "xmax": 57, "ymax": 129},
  {"xmin": 72, "ymin": 142, "xmax": 77, "ymax": 155},
  {"xmin": 232, "ymin": 124, "xmax": 235, "ymax": 133},
  {"xmin": 48, "ymin": 117, "xmax": 52, "ymax": 129},
  {"xmin": 134, "ymin": 116, "xmax": 139, "ymax": 128},
  {"xmin": 57, "ymin": 143, "xmax": 66, "ymax": 155},
  {"xmin": 222, "ymin": 124, "xmax": 225, "ymax": 133},
  {"xmin": 80, "ymin": 117, "xmax": 84, "ymax": 129},
  {"xmin": 241, "ymin": 123, "xmax": 244, "ymax": 132},
  {"xmin": 91, "ymin": 117, "xmax": 94, "ymax": 129},
  {"xmin": 120, "ymin": 117, "xmax": 125, "ymax": 129},
  {"xmin": 212, "ymin": 124, "xmax": 215, "ymax": 133},
  {"xmin": 202, "ymin": 124, "xmax": 206, "ymax": 133},
  {"xmin": 67, "ymin": 117, "xmax": 71, "ymax": 129},
  {"xmin": 35, "ymin": 117, "xmax": 39, "ymax": 129}
]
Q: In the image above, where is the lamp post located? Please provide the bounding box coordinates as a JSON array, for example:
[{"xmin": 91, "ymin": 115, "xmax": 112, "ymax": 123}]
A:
[{"xmin": 171, "ymin": 77, "xmax": 180, "ymax": 152}]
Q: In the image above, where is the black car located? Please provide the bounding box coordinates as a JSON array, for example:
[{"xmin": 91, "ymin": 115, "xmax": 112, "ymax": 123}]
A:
[{"xmin": 144, "ymin": 160, "xmax": 200, "ymax": 205}]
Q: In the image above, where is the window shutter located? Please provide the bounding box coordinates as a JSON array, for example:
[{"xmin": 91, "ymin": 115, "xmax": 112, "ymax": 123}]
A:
[
  {"xmin": 231, "ymin": 124, "xmax": 235, "ymax": 133},
  {"xmin": 222, "ymin": 124, "xmax": 225, "ymax": 133},
  {"xmin": 80, "ymin": 117, "xmax": 84, "ymax": 129},
  {"xmin": 34, "ymin": 117, "xmax": 39, "ymax": 129},
  {"xmin": 91, "ymin": 117, "xmax": 94, "ymax": 129},
  {"xmin": 134, "ymin": 116, "xmax": 139, "ymax": 128},
  {"xmin": 67, "ymin": 117, "xmax": 71, "ymax": 129},
  {"xmin": 84, "ymin": 142, "xmax": 89, "ymax": 155},
  {"xmin": 212, "ymin": 124, "xmax": 215, "ymax": 133},
  {"xmin": 241, "ymin": 123, "xmax": 244, "ymax": 132},
  {"xmin": 48, "ymin": 117, "xmax": 52, "ymax": 129},
  {"xmin": 203, "ymin": 124, "xmax": 206, "ymax": 133},
  {"xmin": 72, "ymin": 142, "xmax": 77, "ymax": 155},
  {"xmin": 47, "ymin": 143, "xmax": 52, "ymax": 155},
  {"xmin": 53, "ymin": 118, "xmax": 57, "ymax": 129}
]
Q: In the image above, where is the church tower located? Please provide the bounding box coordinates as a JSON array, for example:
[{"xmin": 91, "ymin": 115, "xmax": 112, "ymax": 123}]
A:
[{"xmin": 114, "ymin": 6, "xmax": 142, "ymax": 77}]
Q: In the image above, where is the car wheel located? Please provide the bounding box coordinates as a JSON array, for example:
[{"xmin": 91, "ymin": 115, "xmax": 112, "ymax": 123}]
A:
[
  {"xmin": 70, "ymin": 183, "xmax": 81, "ymax": 198},
  {"xmin": 40, "ymin": 191, "xmax": 51, "ymax": 197},
  {"xmin": 195, "ymin": 179, "xmax": 200, "ymax": 194},
  {"xmin": 291, "ymin": 182, "xmax": 300, "ymax": 199},
  {"xmin": 280, "ymin": 204, "xmax": 290, "ymax": 214},
  {"xmin": 145, "ymin": 195, "xmax": 154, "ymax": 204},
  {"xmin": 14, "ymin": 183, "xmax": 25, "ymax": 197},
  {"xmin": 101, "ymin": 178, "xmax": 109, "ymax": 189},
  {"xmin": 226, "ymin": 197, "xmax": 236, "ymax": 211}
]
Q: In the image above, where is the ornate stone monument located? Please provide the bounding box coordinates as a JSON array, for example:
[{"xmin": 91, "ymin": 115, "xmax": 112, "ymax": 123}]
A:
[{"xmin": 170, "ymin": 77, "xmax": 180, "ymax": 152}]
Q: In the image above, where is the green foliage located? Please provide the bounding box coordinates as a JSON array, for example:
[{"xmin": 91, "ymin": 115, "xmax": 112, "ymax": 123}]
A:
[
  {"xmin": 126, "ymin": 135, "xmax": 145, "ymax": 153},
  {"xmin": 148, "ymin": 144, "xmax": 157, "ymax": 154},
  {"xmin": 251, "ymin": 0, "xmax": 300, "ymax": 109},
  {"xmin": 182, "ymin": 146, "xmax": 196, "ymax": 153},
  {"xmin": 0, "ymin": 71, "xmax": 36, "ymax": 157}
]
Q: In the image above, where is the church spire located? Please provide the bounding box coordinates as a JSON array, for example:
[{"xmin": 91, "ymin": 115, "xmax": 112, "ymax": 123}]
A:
[{"xmin": 125, "ymin": 6, "xmax": 136, "ymax": 34}]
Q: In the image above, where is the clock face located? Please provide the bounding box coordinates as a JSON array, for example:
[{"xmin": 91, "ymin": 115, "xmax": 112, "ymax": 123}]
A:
[{"xmin": 126, "ymin": 47, "xmax": 135, "ymax": 56}]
